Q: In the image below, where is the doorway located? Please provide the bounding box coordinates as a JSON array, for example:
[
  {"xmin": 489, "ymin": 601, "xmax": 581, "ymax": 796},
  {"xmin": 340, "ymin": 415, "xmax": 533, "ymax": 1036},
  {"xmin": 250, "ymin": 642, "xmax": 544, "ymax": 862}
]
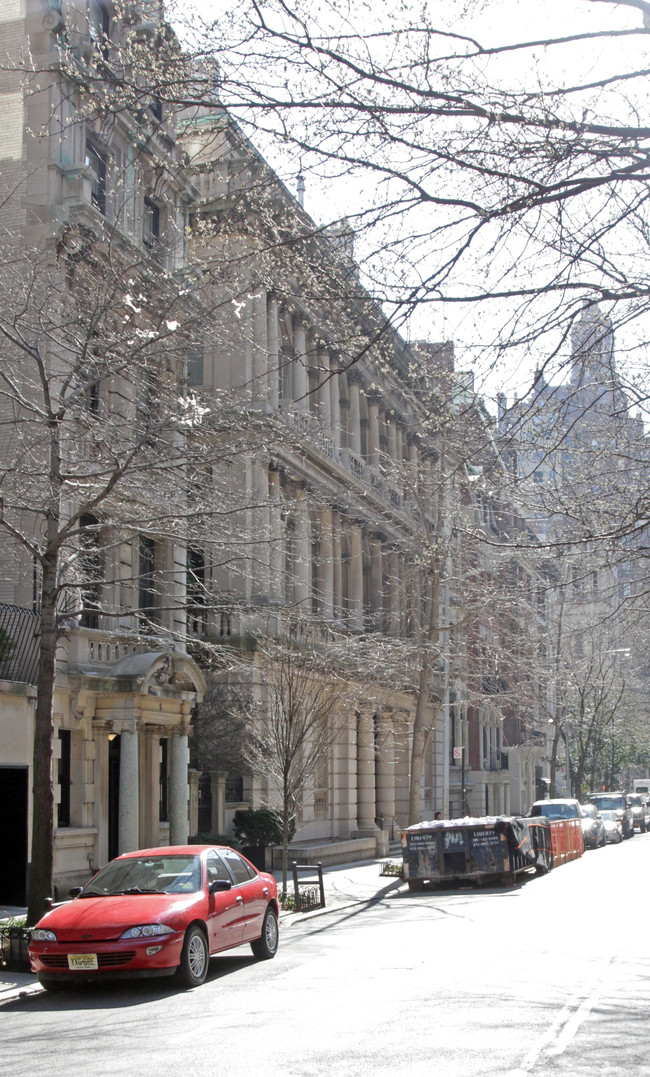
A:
[{"xmin": 0, "ymin": 767, "xmax": 28, "ymax": 905}]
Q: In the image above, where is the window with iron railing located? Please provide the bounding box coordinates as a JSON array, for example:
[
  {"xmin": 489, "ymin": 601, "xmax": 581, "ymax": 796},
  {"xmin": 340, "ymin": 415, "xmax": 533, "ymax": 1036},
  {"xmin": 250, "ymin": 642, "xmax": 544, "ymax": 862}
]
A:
[{"xmin": 225, "ymin": 776, "xmax": 243, "ymax": 803}]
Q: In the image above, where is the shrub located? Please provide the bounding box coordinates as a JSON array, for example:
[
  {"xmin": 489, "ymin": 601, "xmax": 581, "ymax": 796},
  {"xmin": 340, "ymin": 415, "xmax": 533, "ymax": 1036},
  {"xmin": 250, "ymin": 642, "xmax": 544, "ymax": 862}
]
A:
[
  {"xmin": 232, "ymin": 808, "xmax": 295, "ymax": 847},
  {"xmin": 188, "ymin": 833, "xmax": 241, "ymax": 849}
]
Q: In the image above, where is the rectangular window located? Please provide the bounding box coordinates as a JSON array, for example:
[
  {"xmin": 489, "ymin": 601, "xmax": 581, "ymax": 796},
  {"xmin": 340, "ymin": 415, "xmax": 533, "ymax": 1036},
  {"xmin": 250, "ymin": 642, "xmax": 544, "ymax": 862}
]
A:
[
  {"xmin": 136, "ymin": 366, "xmax": 157, "ymax": 445},
  {"xmin": 159, "ymin": 738, "xmax": 168, "ymax": 822},
  {"xmin": 57, "ymin": 730, "xmax": 71, "ymax": 828},
  {"xmin": 139, "ymin": 535, "xmax": 157, "ymax": 623},
  {"xmin": 186, "ymin": 347, "xmax": 204, "ymax": 388},
  {"xmin": 85, "ymin": 140, "xmax": 107, "ymax": 215},
  {"xmin": 143, "ymin": 197, "xmax": 160, "ymax": 250},
  {"xmin": 187, "ymin": 548, "xmax": 207, "ymax": 637}
]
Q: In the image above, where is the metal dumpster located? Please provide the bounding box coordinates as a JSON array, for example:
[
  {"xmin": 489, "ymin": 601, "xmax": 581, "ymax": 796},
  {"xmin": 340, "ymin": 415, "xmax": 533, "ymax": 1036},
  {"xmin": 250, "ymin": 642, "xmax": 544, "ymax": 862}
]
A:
[{"xmin": 402, "ymin": 815, "xmax": 553, "ymax": 890}]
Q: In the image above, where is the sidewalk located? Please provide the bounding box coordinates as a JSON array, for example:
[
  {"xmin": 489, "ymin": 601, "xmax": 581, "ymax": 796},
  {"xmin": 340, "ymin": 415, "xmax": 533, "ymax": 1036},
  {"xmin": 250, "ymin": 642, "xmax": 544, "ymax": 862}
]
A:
[{"xmin": 0, "ymin": 855, "xmax": 404, "ymax": 1004}]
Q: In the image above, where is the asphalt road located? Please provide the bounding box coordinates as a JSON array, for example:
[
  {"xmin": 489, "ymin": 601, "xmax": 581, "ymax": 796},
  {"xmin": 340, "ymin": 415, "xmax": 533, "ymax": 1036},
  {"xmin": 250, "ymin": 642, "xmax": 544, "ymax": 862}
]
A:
[{"xmin": 2, "ymin": 834, "xmax": 650, "ymax": 1077}]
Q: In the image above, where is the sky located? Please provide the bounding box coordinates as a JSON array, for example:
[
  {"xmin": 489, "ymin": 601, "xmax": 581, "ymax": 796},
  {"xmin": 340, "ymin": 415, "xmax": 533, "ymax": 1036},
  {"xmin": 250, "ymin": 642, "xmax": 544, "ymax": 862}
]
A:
[{"xmin": 170, "ymin": 0, "xmax": 650, "ymax": 412}]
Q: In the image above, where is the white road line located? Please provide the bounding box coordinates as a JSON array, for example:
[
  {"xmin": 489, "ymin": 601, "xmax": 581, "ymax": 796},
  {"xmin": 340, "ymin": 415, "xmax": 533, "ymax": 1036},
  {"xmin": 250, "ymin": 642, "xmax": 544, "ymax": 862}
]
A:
[{"xmin": 508, "ymin": 955, "xmax": 614, "ymax": 1076}]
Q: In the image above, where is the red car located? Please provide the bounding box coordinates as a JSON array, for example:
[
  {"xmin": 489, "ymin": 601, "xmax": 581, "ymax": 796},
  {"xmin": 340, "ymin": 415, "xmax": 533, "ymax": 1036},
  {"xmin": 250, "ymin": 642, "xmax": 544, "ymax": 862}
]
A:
[{"xmin": 29, "ymin": 845, "xmax": 279, "ymax": 991}]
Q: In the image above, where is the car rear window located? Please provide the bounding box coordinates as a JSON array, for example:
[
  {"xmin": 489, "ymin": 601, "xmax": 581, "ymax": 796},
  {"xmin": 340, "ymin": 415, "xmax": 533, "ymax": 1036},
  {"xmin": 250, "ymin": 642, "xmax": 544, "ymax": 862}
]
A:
[
  {"xmin": 591, "ymin": 796, "xmax": 625, "ymax": 811},
  {"xmin": 532, "ymin": 803, "xmax": 578, "ymax": 820}
]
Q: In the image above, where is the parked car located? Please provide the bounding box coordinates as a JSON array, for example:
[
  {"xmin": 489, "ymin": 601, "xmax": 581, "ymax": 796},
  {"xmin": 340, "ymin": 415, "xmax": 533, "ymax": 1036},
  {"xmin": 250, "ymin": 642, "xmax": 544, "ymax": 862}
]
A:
[
  {"xmin": 587, "ymin": 792, "xmax": 634, "ymax": 839},
  {"xmin": 579, "ymin": 804, "xmax": 607, "ymax": 849},
  {"xmin": 599, "ymin": 810, "xmax": 624, "ymax": 844},
  {"xmin": 625, "ymin": 793, "xmax": 649, "ymax": 833},
  {"xmin": 529, "ymin": 798, "xmax": 582, "ymax": 821},
  {"xmin": 28, "ymin": 845, "xmax": 279, "ymax": 992}
]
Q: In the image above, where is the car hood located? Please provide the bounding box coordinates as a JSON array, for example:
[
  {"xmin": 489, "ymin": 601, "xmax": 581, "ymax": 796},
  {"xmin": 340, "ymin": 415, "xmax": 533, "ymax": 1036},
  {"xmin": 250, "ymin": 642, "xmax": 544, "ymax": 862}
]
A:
[{"xmin": 36, "ymin": 893, "xmax": 203, "ymax": 942}]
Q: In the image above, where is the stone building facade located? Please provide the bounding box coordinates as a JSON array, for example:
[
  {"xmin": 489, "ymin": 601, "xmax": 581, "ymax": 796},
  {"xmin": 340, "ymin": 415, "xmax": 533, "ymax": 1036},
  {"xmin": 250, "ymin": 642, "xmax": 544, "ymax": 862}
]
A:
[{"xmin": 0, "ymin": 0, "xmax": 552, "ymax": 903}]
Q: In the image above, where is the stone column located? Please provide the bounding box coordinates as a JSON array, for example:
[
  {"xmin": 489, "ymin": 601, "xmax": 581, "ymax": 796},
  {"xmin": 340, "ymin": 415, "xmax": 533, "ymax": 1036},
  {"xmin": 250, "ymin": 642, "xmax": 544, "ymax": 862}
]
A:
[
  {"xmin": 211, "ymin": 773, "xmax": 227, "ymax": 835},
  {"xmin": 317, "ymin": 348, "xmax": 331, "ymax": 428},
  {"xmin": 143, "ymin": 728, "xmax": 162, "ymax": 847},
  {"xmin": 387, "ymin": 418, "xmax": 397, "ymax": 461},
  {"xmin": 338, "ymin": 371, "xmax": 349, "ymax": 450},
  {"xmin": 118, "ymin": 720, "xmax": 140, "ymax": 854},
  {"xmin": 188, "ymin": 769, "xmax": 200, "ymax": 838},
  {"xmin": 252, "ymin": 290, "xmax": 268, "ymax": 406},
  {"xmin": 169, "ymin": 729, "xmax": 189, "ymax": 844},
  {"xmin": 293, "ymin": 486, "xmax": 311, "ymax": 609},
  {"xmin": 386, "ymin": 549, "xmax": 401, "ymax": 637},
  {"xmin": 293, "ymin": 320, "xmax": 310, "ymax": 410},
  {"xmin": 369, "ymin": 535, "xmax": 383, "ymax": 632},
  {"xmin": 348, "ymin": 525, "xmax": 364, "ymax": 630},
  {"xmin": 375, "ymin": 715, "xmax": 396, "ymax": 830},
  {"xmin": 398, "ymin": 552, "xmax": 408, "ymax": 636},
  {"xmin": 395, "ymin": 424, "xmax": 403, "ymax": 463},
  {"xmin": 332, "ymin": 510, "xmax": 342, "ymax": 619},
  {"xmin": 319, "ymin": 507, "xmax": 334, "ymax": 620},
  {"xmin": 267, "ymin": 293, "xmax": 280, "ymax": 410},
  {"xmin": 330, "ymin": 356, "xmax": 341, "ymax": 455},
  {"xmin": 394, "ymin": 722, "xmax": 410, "ymax": 827},
  {"xmin": 251, "ymin": 460, "xmax": 270, "ymax": 598},
  {"xmin": 268, "ymin": 467, "xmax": 283, "ymax": 602},
  {"xmin": 348, "ymin": 378, "xmax": 362, "ymax": 456},
  {"xmin": 367, "ymin": 398, "xmax": 380, "ymax": 467},
  {"xmin": 356, "ymin": 709, "xmax": 377, "ymax": 834}
]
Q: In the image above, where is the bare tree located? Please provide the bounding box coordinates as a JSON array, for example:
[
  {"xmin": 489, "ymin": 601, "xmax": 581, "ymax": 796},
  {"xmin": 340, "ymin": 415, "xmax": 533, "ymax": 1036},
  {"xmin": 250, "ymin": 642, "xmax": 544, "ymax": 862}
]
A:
[{"xmin": 194, "ymin": 632, "xmax": 354, "ymax": 895}]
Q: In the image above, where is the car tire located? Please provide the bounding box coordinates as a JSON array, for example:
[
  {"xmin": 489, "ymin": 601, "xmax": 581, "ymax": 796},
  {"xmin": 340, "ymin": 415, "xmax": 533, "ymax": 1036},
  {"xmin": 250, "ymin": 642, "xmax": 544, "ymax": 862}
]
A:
[
  {"xmin": 176, "ymin": 925, "xmax": 209, "ymax": 988},
  {"xmin": 599, "ymin": 833, "xmax": 607, "ymax": 847},
  {"xmin": 251, "ymin": 907, "xmax": 279, "ymax": 960}
]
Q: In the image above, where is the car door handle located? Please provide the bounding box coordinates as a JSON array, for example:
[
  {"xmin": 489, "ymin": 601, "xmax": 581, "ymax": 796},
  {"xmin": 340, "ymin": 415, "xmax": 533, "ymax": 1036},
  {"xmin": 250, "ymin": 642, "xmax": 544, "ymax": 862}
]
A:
[
  {"xmin": 262, "ymin": 887, "xmax": 268, "ymax": 896},
  {"xmin": 236, "ymin": 896, "xmax": 244, "ymax": 904}
]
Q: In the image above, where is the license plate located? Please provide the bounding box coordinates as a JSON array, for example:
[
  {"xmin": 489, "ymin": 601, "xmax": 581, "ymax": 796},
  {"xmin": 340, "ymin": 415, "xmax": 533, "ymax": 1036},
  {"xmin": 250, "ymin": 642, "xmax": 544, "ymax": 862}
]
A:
[{"xmin": 68, "ymin": 953, "xmax": 98, "ymax": 970}]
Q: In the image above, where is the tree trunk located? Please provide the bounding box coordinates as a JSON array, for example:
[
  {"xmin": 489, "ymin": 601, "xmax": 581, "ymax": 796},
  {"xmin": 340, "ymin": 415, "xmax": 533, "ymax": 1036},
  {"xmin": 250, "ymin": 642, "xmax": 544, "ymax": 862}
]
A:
[
  {"xmin": 549, "ymin": 722, "xmax": 562, "ymax": 798},
  {"xmin": 26, "ymin": 554, "xmax": 58, "ymax": 925},
  {"xmin": 281, "ymin": 776, "xmax": 290, "ymax": 899}
]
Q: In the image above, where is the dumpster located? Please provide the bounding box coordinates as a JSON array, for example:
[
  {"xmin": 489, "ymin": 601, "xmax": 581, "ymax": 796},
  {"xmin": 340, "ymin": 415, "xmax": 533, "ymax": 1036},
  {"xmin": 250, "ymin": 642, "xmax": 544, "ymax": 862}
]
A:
[{"xmin": 402, "ymin": 815, "xmax": 553, "ymax": 890}]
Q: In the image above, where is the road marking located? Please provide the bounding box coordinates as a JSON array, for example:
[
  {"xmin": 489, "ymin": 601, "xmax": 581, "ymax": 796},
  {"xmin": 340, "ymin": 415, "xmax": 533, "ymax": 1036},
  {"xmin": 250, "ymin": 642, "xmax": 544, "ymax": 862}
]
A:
[{"xmin": 508, "ymin": 956, "xmax": 614, "ymax": 1075}]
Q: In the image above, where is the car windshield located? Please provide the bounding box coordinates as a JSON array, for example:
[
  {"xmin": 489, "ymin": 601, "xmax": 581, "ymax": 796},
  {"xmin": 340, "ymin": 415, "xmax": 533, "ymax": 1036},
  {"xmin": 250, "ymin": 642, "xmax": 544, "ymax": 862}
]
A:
[
  {"xmin": 599, "ymin": 811, "xmax": 615, "ymax": 821},
  {"xmin": 627, "ymin": 795, "xmax": 643, "ymax": 806},
  {"xmin": 80, "ymin": 855, "xmax": 202, "ymax": 897},
  {"xmin": 580, "ymin": 806, "xmax": 596, "ymax": 818}
]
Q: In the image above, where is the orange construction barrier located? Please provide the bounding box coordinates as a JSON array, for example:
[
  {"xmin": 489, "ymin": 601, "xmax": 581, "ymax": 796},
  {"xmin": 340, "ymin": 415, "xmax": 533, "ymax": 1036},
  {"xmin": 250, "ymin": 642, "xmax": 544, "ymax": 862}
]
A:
[{"xmin": 548, "ymin": 818, "xmax": 584, "ymax": 866}]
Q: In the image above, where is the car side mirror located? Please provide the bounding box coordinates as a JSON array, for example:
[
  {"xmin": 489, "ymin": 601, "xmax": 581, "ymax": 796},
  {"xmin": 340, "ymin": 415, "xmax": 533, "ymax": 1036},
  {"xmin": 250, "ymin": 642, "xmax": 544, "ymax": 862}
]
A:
[{"xmin": 209, "ymin": 879, "xmax": 232, "ymax": 894}]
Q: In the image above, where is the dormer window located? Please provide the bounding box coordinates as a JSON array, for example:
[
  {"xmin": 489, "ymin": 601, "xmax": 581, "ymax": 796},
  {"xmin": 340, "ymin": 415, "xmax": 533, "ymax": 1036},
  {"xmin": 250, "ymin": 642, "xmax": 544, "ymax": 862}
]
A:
[{"xmin": 85, "ymin": 140, "xmax": 106, "ymax": 214}]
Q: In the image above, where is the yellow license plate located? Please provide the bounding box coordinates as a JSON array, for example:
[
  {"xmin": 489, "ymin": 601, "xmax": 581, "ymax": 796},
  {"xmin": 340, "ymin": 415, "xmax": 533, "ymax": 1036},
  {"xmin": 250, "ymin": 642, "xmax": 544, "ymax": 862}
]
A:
[{"xmin": 68, "ymin": 953, "xmax": 98, "ymax": 970}]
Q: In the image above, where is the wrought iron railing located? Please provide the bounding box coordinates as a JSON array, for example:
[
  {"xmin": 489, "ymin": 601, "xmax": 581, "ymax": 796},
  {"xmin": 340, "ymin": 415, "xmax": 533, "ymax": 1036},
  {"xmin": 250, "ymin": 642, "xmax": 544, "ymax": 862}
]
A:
[{"xmin": 0, "ymin": 604, "xmax": 40, "ymax": 685}]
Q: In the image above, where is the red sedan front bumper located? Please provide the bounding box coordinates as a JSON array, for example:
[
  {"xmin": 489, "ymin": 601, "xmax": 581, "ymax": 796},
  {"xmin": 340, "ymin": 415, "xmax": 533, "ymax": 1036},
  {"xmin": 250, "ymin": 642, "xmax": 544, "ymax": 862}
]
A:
[{"xmin": 29, "ymin": 931, "xmax": 184, "ymax": 982}]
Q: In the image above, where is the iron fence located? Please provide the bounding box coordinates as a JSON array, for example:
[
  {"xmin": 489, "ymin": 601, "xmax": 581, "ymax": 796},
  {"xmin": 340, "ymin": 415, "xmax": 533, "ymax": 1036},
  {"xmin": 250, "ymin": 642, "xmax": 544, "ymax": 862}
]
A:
[{"xmin": 291, "ymin": 862, "xmax": 325, "ymax": 913}]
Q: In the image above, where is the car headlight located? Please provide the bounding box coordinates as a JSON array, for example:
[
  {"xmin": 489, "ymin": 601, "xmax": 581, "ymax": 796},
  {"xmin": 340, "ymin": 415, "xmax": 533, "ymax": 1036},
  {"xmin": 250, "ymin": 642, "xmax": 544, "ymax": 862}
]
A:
[
  {"xmin": 120, "ymin": 924, "xmax": 176, "ymax": 939},
  {"xmin": 31, "ymin": 929, "xmax": 57, "ymax": 942}
]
